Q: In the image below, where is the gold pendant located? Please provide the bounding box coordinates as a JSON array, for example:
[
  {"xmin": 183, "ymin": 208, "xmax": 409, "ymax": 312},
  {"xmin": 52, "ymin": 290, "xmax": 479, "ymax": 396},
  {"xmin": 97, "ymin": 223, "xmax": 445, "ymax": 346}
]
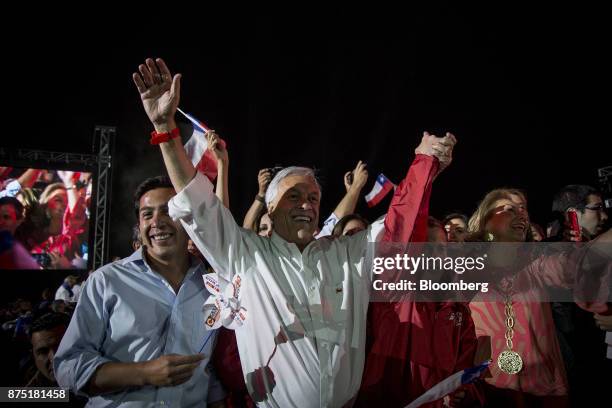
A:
[{"xmin": 497, "ymin": 350, "xmax": 523, "ymax": 374}]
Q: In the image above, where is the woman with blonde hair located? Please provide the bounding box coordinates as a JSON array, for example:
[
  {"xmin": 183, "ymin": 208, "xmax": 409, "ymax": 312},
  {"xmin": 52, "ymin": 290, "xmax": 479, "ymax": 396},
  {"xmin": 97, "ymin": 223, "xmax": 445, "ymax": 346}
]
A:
[{"xmin": 467, "ymin": 188, "xmax": 610, "ymax": 407}]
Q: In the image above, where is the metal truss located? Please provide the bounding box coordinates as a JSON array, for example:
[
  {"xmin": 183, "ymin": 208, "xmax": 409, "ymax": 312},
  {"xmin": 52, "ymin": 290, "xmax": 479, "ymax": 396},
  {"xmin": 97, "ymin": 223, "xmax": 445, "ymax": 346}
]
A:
[
  {"xmin": 0, "ymin": 148, "xmax": 97, "ymax": 168},
  {"xmin": 91, "ymin": 126, "xmax": 114, "ymax": 270}
]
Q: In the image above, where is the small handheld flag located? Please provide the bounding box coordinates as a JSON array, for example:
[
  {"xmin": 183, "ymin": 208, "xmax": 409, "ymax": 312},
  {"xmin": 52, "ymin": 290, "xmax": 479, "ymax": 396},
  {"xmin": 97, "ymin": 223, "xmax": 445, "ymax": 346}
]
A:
[
  {"xmin": 365, "ymin": 173, "xmax": 395, "ymax": 208},
  {"xmin": 177, "ymin": 108, "xmax": 226, "ymax": 181},
  {"xmin": 405, "ymin": 360, "xmax": 491, "ymax": 408}
]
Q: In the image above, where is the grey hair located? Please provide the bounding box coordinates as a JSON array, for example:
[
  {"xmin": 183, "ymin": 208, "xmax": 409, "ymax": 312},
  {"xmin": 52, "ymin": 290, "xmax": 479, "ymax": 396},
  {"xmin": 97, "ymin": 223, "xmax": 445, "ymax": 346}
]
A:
[{"xmin": 265, "ymin": 166, "xmax": 321, "ymax": 207}]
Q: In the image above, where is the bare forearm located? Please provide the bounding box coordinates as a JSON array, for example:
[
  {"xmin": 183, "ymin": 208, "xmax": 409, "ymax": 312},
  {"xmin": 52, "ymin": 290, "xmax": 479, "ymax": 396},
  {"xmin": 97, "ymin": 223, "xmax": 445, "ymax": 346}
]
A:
[
  {"xmin": 215, "ymin": 160, "xmax": 229, "ymax": 209},
  {"xmin": 243, "ymin": 199, "xmax": 265, "ymax": 230},
  {"xmin": 17, "ymin": 169, "xmax": 42, "ymax": 189},
  {"xmin": 332, "ymin": 188, "xmax": 361, "ymax": 219},
  {"xmin": 86, "ymin": 361, "xmax": 146, "ymax": 396},
  {"xmin": 156, "ymin": 121, "xmax": 196, "ymax": 192}
]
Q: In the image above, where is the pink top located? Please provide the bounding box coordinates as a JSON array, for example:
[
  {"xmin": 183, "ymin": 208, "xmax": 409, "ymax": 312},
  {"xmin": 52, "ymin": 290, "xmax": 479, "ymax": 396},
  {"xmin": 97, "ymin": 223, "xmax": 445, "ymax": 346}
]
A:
[
  {"xmin": 470, "ymin": 299, "xmax": 568, "ymax": 396},
  {"xmin": 470, "ymin": 246, "xmax": 611, "ymax": 396}
]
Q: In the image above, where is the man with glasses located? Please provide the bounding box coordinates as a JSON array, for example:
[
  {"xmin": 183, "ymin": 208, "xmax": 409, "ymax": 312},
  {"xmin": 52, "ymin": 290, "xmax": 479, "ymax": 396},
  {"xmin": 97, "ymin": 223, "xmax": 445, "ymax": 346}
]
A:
[
  {"xmin": 552, "ymin": 184, "xmax": 609, "ymax": 240},
  {"xmin": 550, "ymin": 184, "xmax": 611, "ymax": 407}
]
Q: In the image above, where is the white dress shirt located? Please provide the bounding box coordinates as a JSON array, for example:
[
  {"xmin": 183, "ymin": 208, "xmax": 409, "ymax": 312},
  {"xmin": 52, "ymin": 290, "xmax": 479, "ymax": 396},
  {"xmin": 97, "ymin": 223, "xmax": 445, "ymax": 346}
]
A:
[
  {"xmin": 55, "ymin": 283, "xmax": 74, "ymax": 302},
  {"xmin": 169, "ymin": 172, "xmax": 384, "ymax": 408},
  {"xmin": 71, "ymin": 283, "xmax": 82, "ymax": 303}
]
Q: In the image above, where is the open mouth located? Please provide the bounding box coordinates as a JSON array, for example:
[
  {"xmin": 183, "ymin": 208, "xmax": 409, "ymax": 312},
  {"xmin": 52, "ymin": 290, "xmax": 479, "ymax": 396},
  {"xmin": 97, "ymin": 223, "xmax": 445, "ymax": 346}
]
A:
[
  {"xmin": 292, "ymin": 215, "xmax": 312, "ymax": 223},
  {"xmin": 150, "ymin": 232, "xmax": 173, "ymax": 243},
  {"xmin": 511, "ymin": 222, "xmax": 527, "ymax": 232}
]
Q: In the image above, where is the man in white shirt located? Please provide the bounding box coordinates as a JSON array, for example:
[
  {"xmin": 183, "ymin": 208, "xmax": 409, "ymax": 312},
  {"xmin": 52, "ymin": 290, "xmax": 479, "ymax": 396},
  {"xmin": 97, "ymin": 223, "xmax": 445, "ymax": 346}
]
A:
[
  {"xmin": 132, "ymin": 57, "xmax": 454, "ymax": 407},
  {"xmin": 71, "ymin": 282, "xmax": 82, "ymax": 303},
  {"xmin": 55, "ymin": 275, "xmax": 78, "ymax": 302}
]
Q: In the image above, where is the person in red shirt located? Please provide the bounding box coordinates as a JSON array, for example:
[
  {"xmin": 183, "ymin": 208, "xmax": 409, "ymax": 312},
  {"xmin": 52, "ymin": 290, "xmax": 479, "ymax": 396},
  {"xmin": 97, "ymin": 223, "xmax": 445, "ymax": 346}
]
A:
[{"xmin": 357, "ymin": 132, "xmax": 484, "ymax": 408}]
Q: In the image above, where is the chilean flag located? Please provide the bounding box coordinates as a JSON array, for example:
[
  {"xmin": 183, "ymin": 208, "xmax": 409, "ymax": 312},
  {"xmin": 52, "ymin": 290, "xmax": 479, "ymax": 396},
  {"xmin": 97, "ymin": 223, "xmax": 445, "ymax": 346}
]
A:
[
  {"xmin": 365, "ymin": 173, "xmax": 395, "ymax": 208},
  {"xmin": 178, "ymin": 108, "xmax": 226, "ymax": 181}
]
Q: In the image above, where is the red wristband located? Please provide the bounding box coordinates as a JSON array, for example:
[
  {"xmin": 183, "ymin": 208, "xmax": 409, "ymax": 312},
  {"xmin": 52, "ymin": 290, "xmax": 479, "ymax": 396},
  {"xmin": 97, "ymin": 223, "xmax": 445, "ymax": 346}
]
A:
[{"xmin": 150, "ymin": 128, "xmax": 180, "ymax": 145}]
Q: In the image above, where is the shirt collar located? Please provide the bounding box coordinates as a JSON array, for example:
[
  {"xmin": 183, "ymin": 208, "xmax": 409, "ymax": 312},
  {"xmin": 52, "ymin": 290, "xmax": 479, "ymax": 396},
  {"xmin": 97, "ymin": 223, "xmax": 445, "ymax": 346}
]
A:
[
  {"xmin": 122, "ymin": 247, "xmax": 145, "ymax": 266},
  {"xmin": 270, "ymin": 231, "xmax": 319, "ymax": 258},
  {"xmin": 122, "ymin": 247, "xmax": 203, "ymax": 280}
]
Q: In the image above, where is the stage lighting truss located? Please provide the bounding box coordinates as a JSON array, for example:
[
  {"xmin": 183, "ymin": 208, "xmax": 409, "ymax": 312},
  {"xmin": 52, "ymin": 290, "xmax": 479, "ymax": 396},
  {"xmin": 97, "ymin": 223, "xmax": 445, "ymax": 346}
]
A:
[{"xmin": 92, "ymin": 126, "xmax": 114, "ymax": 270}]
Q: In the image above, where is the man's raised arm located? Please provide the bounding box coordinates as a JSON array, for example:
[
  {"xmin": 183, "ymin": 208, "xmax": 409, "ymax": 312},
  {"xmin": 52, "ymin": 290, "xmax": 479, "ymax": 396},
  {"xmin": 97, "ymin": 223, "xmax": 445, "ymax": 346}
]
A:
[
  {"xmin": 384, "ymin": 131, "xmax": 456, "ymax": 242},
  {"xmin": 316, "ymin": 161, "xmax": 369, "ymax": 238},
  {"xmin": 132, "ymin": 58, "xmax": 253, "ymax": 279},
  {"xmin": 132, "ymin": 57, "xmax": 195, "ymax": 192}
]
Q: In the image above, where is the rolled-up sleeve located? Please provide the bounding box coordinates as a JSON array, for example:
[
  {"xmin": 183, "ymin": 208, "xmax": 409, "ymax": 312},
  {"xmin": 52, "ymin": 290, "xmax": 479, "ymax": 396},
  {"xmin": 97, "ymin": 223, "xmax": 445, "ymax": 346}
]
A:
[
  {"xmin": 53, "ymin": 273, "xmax": 112, "ymax": 397},
  {"xmin": 168, "ymin": 172, "xmax": 254, "ymax": 282}
]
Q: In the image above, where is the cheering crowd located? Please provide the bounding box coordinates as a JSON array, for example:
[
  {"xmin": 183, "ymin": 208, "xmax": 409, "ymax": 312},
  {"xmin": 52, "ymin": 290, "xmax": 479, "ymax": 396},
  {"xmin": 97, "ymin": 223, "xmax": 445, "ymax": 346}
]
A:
[
  {"xmin": 0, "ymin": 168, "xmax": 91, "ymax": 269},
  {"xmin": 1, "ymin": 58, "xmax": 610, "ymax": 407}
]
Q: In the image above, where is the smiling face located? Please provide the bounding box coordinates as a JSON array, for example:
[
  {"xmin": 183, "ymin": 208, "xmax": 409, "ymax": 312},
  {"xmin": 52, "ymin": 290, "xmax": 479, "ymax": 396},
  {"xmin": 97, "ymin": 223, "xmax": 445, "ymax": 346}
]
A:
[
  {"xmin": 45, "ymin": 188, "xmax": 67, "ymax": 236},
  {"xmin": 46, "ymin": 189, "xmax": 67, "ymax": 216},
  {"xmin": 485, "ymin": 194, "xmax": 530, "ymax": 242},
  {"xmin": 138, "ymin": 187, "xmax": 189, "ymax": 263},
  {"xmin": 267, "ymin": 174, "xmax": 320, "ymax": 249}
]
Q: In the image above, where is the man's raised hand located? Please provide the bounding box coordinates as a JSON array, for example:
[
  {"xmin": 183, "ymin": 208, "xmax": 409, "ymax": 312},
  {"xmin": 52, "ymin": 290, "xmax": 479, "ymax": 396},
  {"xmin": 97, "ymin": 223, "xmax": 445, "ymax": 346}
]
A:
[
  {"xmin": 415, "ymin": 131, "xmax": 457, "ymax": 175},
  {"xmin": 132, "ymin": 58, "xmax": 181, "ymax": 131},
  {"xmin": 433, "ymin": 132, "xmax": 457, "ymax": 173},
  {"xmin": 345, "ymin": 160, "xmax": 368, "ymax": 193},
  {"xmin": 206, "ymin": 131, "xmax": 228, "ymax": 165},
  {"xmin": 258, "ymin": 169, "xmax": 273, "ymax": 197}
]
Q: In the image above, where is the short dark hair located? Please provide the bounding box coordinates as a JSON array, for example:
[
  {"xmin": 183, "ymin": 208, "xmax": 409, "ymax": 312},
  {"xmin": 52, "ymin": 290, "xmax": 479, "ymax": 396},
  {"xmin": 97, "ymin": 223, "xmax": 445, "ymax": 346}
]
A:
[
  {"xmin": 332, "ymin": 214, "xmax": 369, "ymax": 237},
  {"xmin": 254, "ymin": 210, "xmax": 268, "ymax": 233},
  {"xmin": 443, "ymin": 213, "xmax": 468, "ymax": 226},
  {"xmin": 132, "ymin": 224, "xmax": 141, "ymax": 243},
  {"xmin": 29, "ymin": 313, "xmax": 70, "ymax": 338},
  {"xmin": 552, "ymin": 184, "xmax": 600, "ymax": 213},
  {"xmin": 133, "ymin": 176, "xmax": 174, "ymax": 219},
  {"xmin": 0, "ymin": 196, "xmax": 24, "ymax": 220}
]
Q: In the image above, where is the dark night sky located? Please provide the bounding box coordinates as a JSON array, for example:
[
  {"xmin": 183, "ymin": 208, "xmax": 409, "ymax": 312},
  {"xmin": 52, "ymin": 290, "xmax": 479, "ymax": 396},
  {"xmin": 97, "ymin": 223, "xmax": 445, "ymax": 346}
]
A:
[{"xmin": 3, "ymin": 5, "xmax": 610, "ymax": 260}]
